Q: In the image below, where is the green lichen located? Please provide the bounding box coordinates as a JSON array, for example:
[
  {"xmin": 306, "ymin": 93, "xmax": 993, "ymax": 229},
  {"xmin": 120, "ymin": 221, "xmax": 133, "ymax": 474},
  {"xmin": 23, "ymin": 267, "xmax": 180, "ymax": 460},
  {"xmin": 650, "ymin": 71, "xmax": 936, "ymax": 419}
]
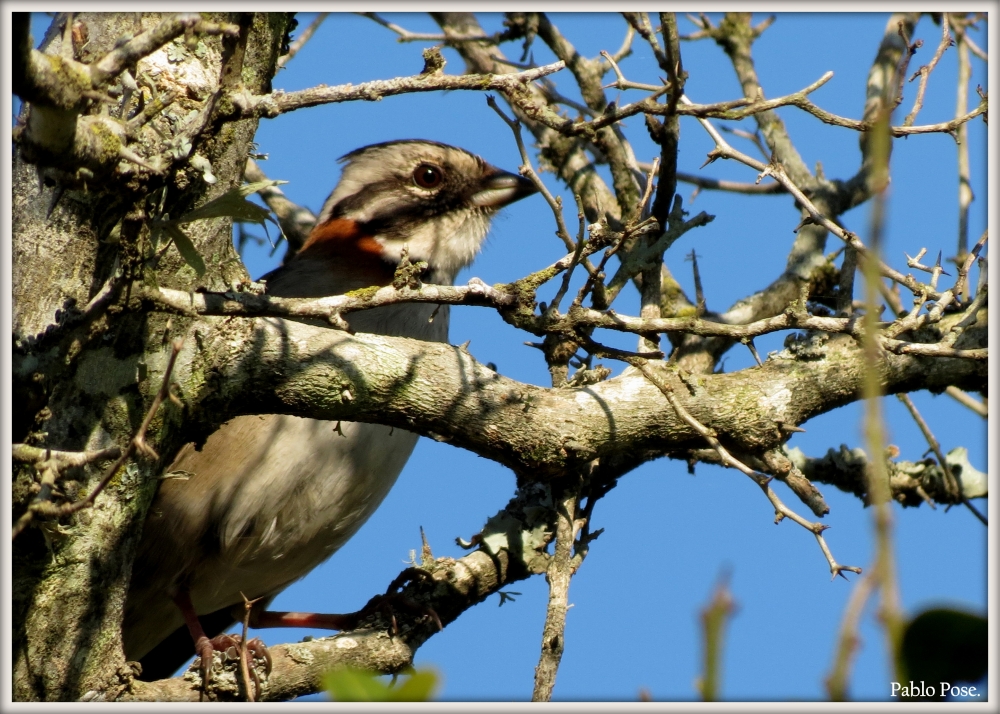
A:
[
  {"xmin": 85, "ymin": 119, "xmax": 123, "ymax": 165},
  {"xmin": 344, "ymin": 285, "xmax": 381, "ymax": 300}
]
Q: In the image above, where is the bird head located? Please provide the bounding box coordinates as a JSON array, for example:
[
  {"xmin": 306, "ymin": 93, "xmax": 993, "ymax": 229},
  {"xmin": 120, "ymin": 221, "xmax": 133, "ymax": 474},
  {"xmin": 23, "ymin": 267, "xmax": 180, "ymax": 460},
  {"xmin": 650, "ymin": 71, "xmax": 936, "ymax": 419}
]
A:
[{"xmin": 264, "ymin": 140, "xmax": 537, "ymax": 297}]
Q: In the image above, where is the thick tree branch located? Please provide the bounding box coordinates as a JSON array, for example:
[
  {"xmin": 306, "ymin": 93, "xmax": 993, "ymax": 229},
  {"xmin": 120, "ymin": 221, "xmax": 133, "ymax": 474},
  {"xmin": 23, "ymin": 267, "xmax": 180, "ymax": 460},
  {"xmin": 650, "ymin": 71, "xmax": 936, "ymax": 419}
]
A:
[{"xmin": 165, "ymin": 313, "xmax": 986, "ymax": 484}]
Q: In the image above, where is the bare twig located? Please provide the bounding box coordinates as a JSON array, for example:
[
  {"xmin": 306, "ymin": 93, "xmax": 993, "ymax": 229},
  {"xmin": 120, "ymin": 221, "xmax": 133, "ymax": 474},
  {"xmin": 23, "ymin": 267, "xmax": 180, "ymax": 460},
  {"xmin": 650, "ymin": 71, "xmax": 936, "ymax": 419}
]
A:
[
  {"xmin": 674, "ymin": 171, "xmax": 785, "ymax": 195},
  {"xmin": 600, "ymin": 49, "xmax": 661, "ymax": 93},
  {"xmin": 603, "ymin": 24, "xmax": 635, "ymax": 66},
  {"xmin": 742, "ymin": 338, "xmax": 763, "ymax": 367},
  {"xmin": 486, "ymin": 96, "xmax": 580, "ymax": 255},
  {"xmin": 684, "ymin": 102, "xmax": 952, "ymax": 305},
  {"xmin": 837, "ymin": 246, "xmax": 859, "ymax": 316},
  {"xmin": 588, "ymin": 73, "xmax": 988, "ymax": 143},
  {"xmin": 636, "ymin": 155, "xmax": 665, "ymax": 353},
  {"xmin": 902, "ymin": 14, "xmax": 952, "ymax": 127},
  {"xmin": 537, "ymin": 77, "xmax": 597, "ymax": 118},
  {"xmin": 124, "ymin": 89, "xmax": 177, "ymax": 138},
  {"xmin": 548, "ymin": 195, "xmax": 589, "ymax": 313},
  {"xmin": 944, "ymin": 386, "xmax": 987, "ymax": 417},
  {"xmin": 11, "ymin": 445, "xmax": 123, "ymax": 539},
  {"xmin": 238, "ymin": 594, "xmax": 256, "ymax": 701},
  {"xmin": 719, "ymin": 125, "xmax": 771, "ymax": 161},
  {"xmin": 953, "ymin": 230, "xmax": 988, "ymax": 301},
  {"xmin": 231, "ymin": 61, "xmax": 566, "ymax": 119},
  {"xmin": 531, "ymin": 488, "xmax": 582, "ymax": 702},
  {"xmin": 825, "ymin": 572, "xmax": 876, "ymax": 700},
  {"xmin": 12, "ymin": 444, "xmax": 121, "ymax": 467},
  {"xmin": 147, "ymin": 279, "xmax": 514, "ymax": 325},
  {"xmin": 277, "ymin": 13, "xmax": 328, "ymax": 69},
  {"xmin": 363, "ymin": 12, "xmax": 501, "ymax": 44},
  {"xmin": 236, "ymin": 593, "xmax": 266, "ymax": 701},
  {"xmin": 896, "ymin": 393, "xmax": 987, "ymax": 525},
  {"xmin": 688, "ymin": 250, "xmax": 706, "ymax": 317},
  {"xmin": 954, "ymin": 33, "xmax": 974, "ymax": 284},
  {"xmin": 243, "ymin": 159, "xmax": 316, "ymax": 255},
  {"xmin": 430, "ymin": 12, "xmax": 622, "ymax": 239},
  {"xmin": 621, "ymin": 13, "xmax": 668, "ymax": 71},
  {"xmin": 961, "ymin": 31, "xmax": 988, "ymax": 61},
  {"xmin": 603, "ymin": 209, "xmax": 711, "ymax": 305},
  {"xmin": 634, "ymin": 361, "xmax": 861, "ymax": 579}
]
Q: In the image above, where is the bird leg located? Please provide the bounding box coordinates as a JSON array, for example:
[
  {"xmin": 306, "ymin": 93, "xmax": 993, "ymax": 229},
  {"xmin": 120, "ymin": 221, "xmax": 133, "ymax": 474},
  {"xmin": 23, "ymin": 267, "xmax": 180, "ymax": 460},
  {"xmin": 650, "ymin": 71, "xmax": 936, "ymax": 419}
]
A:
[
  {"xmin": 172, "ymin": 590, "xmax": 272, "ymax": 695},
  {"xmin": 246, "ymin": 568, "xmax": 443, "ymax": 636}
]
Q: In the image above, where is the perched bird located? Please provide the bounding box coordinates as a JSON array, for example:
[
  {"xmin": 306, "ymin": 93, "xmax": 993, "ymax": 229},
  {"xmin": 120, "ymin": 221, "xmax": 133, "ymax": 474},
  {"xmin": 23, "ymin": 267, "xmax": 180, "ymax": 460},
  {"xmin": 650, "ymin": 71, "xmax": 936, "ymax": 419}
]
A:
[{"xmin": 123, "ymin": 140, "xmax": 537, "ymax": 681}]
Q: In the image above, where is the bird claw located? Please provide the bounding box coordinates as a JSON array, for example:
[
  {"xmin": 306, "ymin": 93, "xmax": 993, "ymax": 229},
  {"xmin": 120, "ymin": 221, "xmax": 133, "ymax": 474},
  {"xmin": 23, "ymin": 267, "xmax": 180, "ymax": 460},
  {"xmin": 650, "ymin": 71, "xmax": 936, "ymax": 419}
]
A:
[
  {"xmin": 353, "ymin": 569, "xmax": 443, "ymax": 635},
  {"xmin": 372, "ymin": 592, "xmax": 443, "ymax": 636},
  {"xmin": 192, "ymin": 633, "xmax": 272, "ymax": 696}
]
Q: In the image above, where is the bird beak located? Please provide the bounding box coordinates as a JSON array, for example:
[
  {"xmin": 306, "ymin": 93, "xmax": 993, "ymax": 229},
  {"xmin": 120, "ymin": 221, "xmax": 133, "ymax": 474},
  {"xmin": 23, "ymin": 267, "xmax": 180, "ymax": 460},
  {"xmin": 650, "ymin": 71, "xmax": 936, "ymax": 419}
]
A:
[{"xmin": 470, "ymin": 167, "xmax": 538, "ymax": 208}]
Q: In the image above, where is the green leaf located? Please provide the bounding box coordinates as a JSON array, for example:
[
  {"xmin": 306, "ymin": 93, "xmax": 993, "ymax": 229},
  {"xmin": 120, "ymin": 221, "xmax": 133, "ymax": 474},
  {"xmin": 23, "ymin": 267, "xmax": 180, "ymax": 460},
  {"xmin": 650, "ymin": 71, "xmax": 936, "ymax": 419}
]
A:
[
  {"xmin": 163, "ymin": 224, "xmax": 206, "ymax": 277},
  {"xmin": 322, "ymin": 668, "xmax": 389, "ymax": 702},
  {"xmin": 387, "ymin": 669, "xmax": 440, "ymax": 702},
  {"xmin": 322, "ymin": 667, "xmax": 440, "ymax": 702},
  {"xmin": 176, "ymin": 180, "xmax": 286, "ymax": 226}
]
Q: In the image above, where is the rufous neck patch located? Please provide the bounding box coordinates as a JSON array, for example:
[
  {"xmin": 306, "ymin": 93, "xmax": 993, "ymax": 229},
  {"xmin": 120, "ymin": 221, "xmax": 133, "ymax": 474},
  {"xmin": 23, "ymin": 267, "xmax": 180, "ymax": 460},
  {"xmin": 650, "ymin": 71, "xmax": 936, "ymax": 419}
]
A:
[{"xmin": 295, "ymin": 217, "xmax": 395, "ymax": 286}]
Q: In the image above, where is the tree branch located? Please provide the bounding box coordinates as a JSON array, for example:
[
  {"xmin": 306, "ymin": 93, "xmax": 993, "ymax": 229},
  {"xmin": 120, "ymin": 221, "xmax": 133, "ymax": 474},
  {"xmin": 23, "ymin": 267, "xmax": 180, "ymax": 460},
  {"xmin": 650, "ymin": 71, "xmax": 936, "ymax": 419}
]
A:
[
  {"xmin": 228, "ymin": 61, "xmax": 565, "ymax": 119},
  {"xmin": 166, "ymin": 312, "xmax": 986, "ymax": 491}
]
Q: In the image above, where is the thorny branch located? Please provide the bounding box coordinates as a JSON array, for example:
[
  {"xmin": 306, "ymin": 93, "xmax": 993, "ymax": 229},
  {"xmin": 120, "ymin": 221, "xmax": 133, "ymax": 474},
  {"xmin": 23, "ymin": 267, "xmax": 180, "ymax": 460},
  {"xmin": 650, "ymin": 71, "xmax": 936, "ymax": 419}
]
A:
[
  {"xmin": 686, "ymin": 92, "xmax": 985, "ymax": 315},
  {"xmin": 902, "ymin": 14, "xmax": 952, "ymax": 127},
  {"xmin": 630, "ymin": 360, "xmax": 862, "ymax": 579}
]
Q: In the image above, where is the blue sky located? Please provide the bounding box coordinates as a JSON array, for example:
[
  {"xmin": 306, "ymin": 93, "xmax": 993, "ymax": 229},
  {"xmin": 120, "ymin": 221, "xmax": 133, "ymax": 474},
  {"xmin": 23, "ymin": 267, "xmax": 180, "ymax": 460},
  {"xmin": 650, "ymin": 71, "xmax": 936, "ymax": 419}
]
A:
[{"xmin": 21, "ymin": 12, "xmax": 991, "ymax": 702}]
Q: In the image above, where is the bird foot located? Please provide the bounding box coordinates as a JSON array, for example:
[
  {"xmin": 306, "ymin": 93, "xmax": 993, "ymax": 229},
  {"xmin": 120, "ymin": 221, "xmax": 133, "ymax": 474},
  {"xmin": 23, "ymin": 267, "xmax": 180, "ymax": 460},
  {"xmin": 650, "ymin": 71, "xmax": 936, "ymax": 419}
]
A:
[
  {"xmin": 354, "ymin": 586, "xmax": 443, "ymax": 636},
  {"xmin": 358, "ymin": 566, "xmax": 444, "ymax": 634},
  {"xmin": 192, "ymin": 633, "xmax": 272, "ymax": 697},
  {"xmin": 251, "ymin": 569, "xmax": 442, "ymax": 636}
]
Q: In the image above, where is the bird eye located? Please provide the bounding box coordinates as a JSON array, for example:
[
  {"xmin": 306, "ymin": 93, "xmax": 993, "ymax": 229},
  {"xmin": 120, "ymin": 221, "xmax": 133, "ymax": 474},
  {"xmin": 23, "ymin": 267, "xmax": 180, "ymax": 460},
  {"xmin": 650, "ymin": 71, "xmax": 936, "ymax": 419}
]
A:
[{"xmin": 413, "ymin": 163, "xmax": 443, "ymax": 189}]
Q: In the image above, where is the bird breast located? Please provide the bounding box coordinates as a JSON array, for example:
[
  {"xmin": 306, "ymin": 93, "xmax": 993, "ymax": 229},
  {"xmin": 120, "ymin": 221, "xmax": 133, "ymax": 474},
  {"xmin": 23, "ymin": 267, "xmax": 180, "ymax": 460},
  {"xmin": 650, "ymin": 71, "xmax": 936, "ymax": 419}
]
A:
[{"xmin": 183, "ymin": 416, "xmax": 417, "ymax": 606}]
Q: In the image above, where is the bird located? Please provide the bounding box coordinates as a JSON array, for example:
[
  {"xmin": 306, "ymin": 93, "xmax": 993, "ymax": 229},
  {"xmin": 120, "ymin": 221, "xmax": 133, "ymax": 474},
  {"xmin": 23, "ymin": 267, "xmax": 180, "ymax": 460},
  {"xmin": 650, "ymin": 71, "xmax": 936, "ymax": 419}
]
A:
[{"xmin": 122, "ymin": 139, "xmax": 537, "ymax": 682}]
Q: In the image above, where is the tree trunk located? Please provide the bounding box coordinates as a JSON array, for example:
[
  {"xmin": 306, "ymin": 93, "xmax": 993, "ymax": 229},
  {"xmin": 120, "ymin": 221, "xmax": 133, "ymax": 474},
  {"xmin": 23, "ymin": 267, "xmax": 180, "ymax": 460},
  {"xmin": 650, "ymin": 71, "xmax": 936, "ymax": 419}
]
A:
[{"xmin": 12, "ymin": 12, "xmax": 292, "ymax": 700}]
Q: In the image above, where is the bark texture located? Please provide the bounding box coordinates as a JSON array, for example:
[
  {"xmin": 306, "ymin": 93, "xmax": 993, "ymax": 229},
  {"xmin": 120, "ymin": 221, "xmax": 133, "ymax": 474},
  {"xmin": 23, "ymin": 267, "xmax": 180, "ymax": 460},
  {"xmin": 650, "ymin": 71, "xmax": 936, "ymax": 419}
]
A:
[{"xmin": 12, "ymin": 12, "xmax": 291, "ymax": 701}]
